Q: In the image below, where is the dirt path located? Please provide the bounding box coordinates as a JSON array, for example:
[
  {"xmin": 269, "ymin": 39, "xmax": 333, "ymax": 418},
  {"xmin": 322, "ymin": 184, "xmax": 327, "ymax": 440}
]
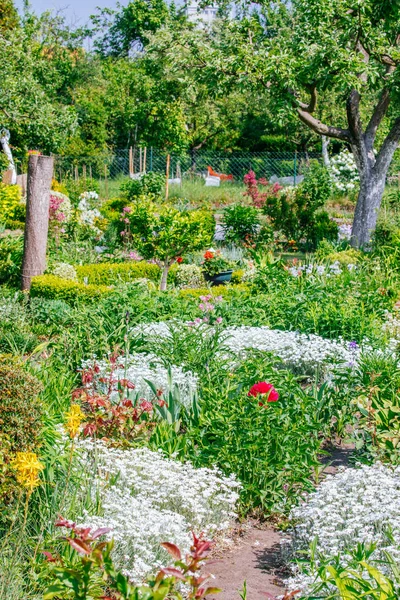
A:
[
  {"xmin": 208, "ymin": 524, "xmax": 285, "ymax": 599},
  {"xmin": 207, "ymin": 442, "xmax": 356, "ymax": 599}
]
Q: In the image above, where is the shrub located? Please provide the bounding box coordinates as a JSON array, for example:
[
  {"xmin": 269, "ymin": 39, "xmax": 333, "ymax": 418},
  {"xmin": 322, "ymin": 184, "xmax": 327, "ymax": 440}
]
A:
[
  {"xmin": 75, "ymin": 261, "xmax": 162, "ymax": 285},
  {"xmin": 222, "ymin": 204, "xmax": 260, "ymax": 246},
  {"xmin": 64, "ymin": 178, "xmax": 100, "ymax": 206},
  {"xmin": 0, "ymin": 183, "xmax": 22, "ymax": 223},
  {"xmin": 51, "ymin": 263, "xmax": 78, "ymax": 281},
  {"xmin": 262, "ymin": 162, "xmax": 338, "ymax": 250},
  {"xmin": 30, "ymin": 275, "xmax": 114, "ymax": 303},
  {"xmin": 0, "ymin": 357, "xmax": 43, "ymax": 512},
  {"xmin": 120, "ymin": 172, "xmax": 165, "ymax": 201},
  {"xmin": 175, "ymin": 264, "xmax": 204, "ymax": 288},
  {"xmin": 0, "ymin": 234, "xmax": 23, "ymax": 285}
]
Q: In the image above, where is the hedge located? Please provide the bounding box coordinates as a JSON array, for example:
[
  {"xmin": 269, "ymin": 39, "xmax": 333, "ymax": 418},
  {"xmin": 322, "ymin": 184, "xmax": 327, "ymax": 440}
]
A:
[
  {"xmin": 30, "ymin": 274, "xmax": 250, "ymax": 304},
  {"xmin": 30, "ymin": 275, "xmax": 114, "ymax": 303},
  {"xmin": 75, "ymin": 261, "xmax": 178, "ymax": 285}
]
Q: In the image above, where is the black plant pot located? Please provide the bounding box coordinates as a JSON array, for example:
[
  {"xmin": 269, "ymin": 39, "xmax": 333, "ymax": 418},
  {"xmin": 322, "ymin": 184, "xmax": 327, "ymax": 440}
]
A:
[{"xmin": 203, "ymin": 270, "xmax": 233, "ymax": 286}]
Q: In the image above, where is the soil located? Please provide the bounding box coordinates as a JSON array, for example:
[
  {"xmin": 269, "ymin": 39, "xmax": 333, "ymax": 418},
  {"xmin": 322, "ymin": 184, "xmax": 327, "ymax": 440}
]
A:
[{"xmin": 208, "ymin": 523, "xmax": 285, "ymax": 600}]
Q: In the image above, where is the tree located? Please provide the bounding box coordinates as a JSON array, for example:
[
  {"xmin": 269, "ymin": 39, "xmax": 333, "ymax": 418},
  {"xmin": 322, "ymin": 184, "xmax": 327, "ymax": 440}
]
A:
[
  {"xmin": 156, "ymin": 2, "xmax": 400, "ymax": 246},
  {"xmin": 124, "ymin": 202, "xmax": 214, "ymax": 290},
  {"xmin": 0, "ymin": 0, "xmax": 18, "ymax": 33},
  {"xmin": 91, "ymin": 0, "xmax": 171, "ymax": 57}
]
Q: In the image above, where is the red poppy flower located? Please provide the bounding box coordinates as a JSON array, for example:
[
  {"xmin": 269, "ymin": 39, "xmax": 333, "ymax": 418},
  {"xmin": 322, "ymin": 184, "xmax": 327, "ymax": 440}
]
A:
[
  {"xmin": 176, "ymin": 257, "xmax": 183, "ymax": 263},
  {"xmin": 248, "ymin": 382, "xmax": 279, "ymax": 403},
  {"xmin": 204, "ymin": 251, "xmax": 214, "ymax": 260}
]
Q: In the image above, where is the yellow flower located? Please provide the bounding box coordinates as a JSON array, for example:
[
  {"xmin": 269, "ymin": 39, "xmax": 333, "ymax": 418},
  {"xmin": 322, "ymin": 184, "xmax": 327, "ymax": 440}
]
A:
[
  {"xmin": 65, "ymin": 404, "xmax": 85, "ymax": 439},
  {"xmin": 12, "ymin": 452, "xmax": 44, "ymax": 490}
]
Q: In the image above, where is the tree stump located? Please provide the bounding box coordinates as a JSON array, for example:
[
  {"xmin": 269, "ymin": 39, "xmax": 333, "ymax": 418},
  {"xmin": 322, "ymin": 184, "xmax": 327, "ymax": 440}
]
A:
[{"xmin": 21, "ymin": 155, "xmax": 54, "ymax": 291}]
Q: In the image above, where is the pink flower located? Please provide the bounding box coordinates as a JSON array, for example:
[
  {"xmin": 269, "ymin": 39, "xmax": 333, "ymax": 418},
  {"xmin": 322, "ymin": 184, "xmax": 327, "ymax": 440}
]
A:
[
  {"xmin": 248, "ymin": 382, "xmax": 279, "ymax": 404},
  {"xmin": 140, "ymin": 400, "xmax": 153, "ymax": 413},
  {"xmin": 123, "ymin": 206, "xmax": 132, "ymax": 213},
  {"xmin": 120, "ymin": 231, "xmax": 126, "ymax": 236},
  {"xmin": 216, "ymin": 317, "xmax": 223, "ymax": 324}
]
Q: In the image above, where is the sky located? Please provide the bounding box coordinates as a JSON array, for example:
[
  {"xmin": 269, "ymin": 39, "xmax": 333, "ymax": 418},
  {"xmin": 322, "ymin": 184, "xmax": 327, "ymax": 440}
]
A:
[{"xmin": 14, "ymin": 0, "xmax": 120, "ymax": 25}]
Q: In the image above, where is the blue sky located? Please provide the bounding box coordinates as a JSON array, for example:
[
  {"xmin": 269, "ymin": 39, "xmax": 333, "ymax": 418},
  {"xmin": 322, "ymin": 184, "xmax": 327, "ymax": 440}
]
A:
[{"xmin": 14, "ymin": 0, "xmax": 120, "ymax": 25}]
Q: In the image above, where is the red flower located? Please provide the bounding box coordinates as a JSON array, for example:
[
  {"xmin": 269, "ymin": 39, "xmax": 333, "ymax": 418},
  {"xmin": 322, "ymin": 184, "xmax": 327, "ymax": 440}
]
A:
[
  {"xmin": 248, "ymin": 382, "xmax": 279, "ymax": 403},
  {"xmin": 176, "ymin": 257, "xmax": 183, "ymax": 263},
  {"xmin": 203, "ymin": 251, "xmax": 214, "ymax": 260},
  {"xmin": 140, "ymin": 400, "xmax": 153, "ymax": 413}
]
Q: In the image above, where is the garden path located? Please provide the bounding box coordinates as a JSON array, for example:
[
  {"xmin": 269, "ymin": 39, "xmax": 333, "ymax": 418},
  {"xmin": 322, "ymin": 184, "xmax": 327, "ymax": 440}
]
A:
[
  {"xmin": 208, "ymin": 523, "xmax": 285, "ymax": 599},
  {"xmin": 207, "ymin": 441, "xmax": 356, "ymax": 599}
]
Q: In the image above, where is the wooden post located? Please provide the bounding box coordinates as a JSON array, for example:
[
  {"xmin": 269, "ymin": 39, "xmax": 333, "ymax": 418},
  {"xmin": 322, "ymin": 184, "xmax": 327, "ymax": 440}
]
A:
[
  {"xmin": 75, "ymin": 165, "xmax": 78, "ymax": 181},
  {"xmin": 104, "ymin": 164, "xmax": 109, "ymax": 199},
  {"xmin": 89, "ymin": 165, "xmax": 92, "ymax": 180},
  {"xmin": 176, "ymin": 161, "xmax": 182, "ymax": 186},
  {"xmin": 83, "ymin": 164, "xmax": 87, "ymax": 180},
  {"xmin": 143, "ymin": 147, "xmax": 147, "ymax": 173},
  {"xmin": 129, "ymin": 146, "xmax": 133, "ymax": 176},
  {"xmin": 21, "ymin": 155, "xmax": 54, "ymax": 291},
  {"xmin": 139, "ymin": 147, "xmax": 143, "ymax": 173},
  {"xmin": 165, "ymin": 154, "xmax": 170, "ymax": 201}
]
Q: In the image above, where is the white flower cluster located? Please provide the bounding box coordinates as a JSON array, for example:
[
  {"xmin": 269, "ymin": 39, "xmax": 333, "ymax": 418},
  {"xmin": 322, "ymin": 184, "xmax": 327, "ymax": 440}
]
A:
[
  {"xmin": 223, "ymin": 326, "xmax": 359, "ymax": 372},
  {"xmin": 130, "ymin": 321, "xmax": 359, "ymax": 373},
  {"xmin": 330, "ymin": 151, "xmax": 359, "ymax": 193},
  {"xmin": 51, "ymin": 262, "xmax": 78, "ymax": 281},
  {"xmin": 288, "ymin": 261, "xmax": 356, "ymax": 278},
  {"xmin": 286, "ymin": 463, "xmax": 400, "ymax": 593},
  {"xmin": 338, "ymin": 223, "xmax": 352, "ymax": 241},
  {"xmin": 82, "ymin": 352, "xmax": 198, "ymax": 408},
  {"xmin": 77, "ymin": 191, "xmax": 102, "ymax": 234},
  {"xmin": 76, "ymin": 440, "xmax": 240, "ymax": 582}
]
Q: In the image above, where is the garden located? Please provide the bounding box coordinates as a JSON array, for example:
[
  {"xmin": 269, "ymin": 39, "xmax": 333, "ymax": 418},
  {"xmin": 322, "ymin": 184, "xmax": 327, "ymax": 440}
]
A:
[{"xmin": 1, "ymin": 0, "xmax": 400, "ymax": 599}]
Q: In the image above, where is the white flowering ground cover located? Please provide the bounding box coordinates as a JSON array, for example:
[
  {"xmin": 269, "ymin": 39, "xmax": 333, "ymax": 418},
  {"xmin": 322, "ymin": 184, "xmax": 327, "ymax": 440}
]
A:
[
  {"xmin": 285, "ymin": 463, "xmax": 400, "ymax": 594},
  {"xmin": 131, "ymin": 321, "xmax": 360, "ymax": 373},
  {"xmin": 75, "ymin": 440, "xmax": 240, "ymax": 582},
  {"xmin": 82, "ymin": 352, "xmax": 198, "ymax": 407}
]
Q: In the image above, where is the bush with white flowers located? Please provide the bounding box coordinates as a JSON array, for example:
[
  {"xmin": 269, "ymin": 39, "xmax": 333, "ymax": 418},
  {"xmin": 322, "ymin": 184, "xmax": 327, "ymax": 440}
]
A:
[
  {"xmin": 76, "ymin": 440, "xmax": 240, "ymax": 582},
  {"xmin": 330, "ymin": 150, "xmax": 359, "ymax": 194},
  {"xmin": 77, "ymin": 191, "xmax": 102, "ymax": 234},
  {"xmin": 285, "ymin": 463, "xmax": 400, "ymax": 594},
  {"xmin": 82, "ymin": 352, "xmax": 198, "ymax": 408},
  {"xmin": 130, "ymin": 322, "xmax": 359, "ymax": 373},
  {"xmin": 287, "ymin": 261, "xmax": 357, "ymax": 278}
]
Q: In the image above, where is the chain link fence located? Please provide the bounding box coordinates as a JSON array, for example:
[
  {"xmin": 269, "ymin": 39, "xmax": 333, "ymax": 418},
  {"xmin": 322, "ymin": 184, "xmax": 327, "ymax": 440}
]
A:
[{"xmin": 53, "ymin": 149, "xmax": 322, "ymax": 196}]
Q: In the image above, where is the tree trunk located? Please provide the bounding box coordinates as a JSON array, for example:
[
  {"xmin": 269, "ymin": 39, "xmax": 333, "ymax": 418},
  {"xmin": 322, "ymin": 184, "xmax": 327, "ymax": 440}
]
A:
[
  {"xmin": 21, "ymin": 155, "xmax": 54, "ymax": 291},
  {"xmin": 160, "ymin": 262, "xmax": 170, "ymax": 291},
  {"xmin": 321, "ymin": 136, "xmax": 330, "ymax": 168},
  {"xmin": 350, "ymin": 170, "xmax": 386, "ymax": 248}
]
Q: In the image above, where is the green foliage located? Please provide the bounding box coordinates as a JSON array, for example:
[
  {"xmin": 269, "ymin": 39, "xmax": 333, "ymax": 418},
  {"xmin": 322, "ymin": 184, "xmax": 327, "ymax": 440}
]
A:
[
  {"xmin": 263, "ymin": 163, "xmax": 338, "ymax": 250},
  {"xmin": 123, "ymin": 201, "xmax": 214, "ymax": 288},
  {"xmin": 120, "ymin": 172, "xmax": 165, "ymax": 201},
  {"xmin": 0, "ymin": 183, "xmax": 22, "ymax": 223},
  {"xmin": 0, "ymin": 0, "xmax": 19, "ymax": 33},
  {"xmin": 30, "ymin": 275, "xmax": 114, "ymax": 303},
  {"xmin": 64, "ymin": 179, "xmax": 100, "ymax": 206},
  {"xmin": 222, "ymin": 204, "xmax": 260, "ymax": 246},
  {"xmin": 188, "ymin": 354, "xmax": 326, "ymax": 514},
  {"xmin": 75, "ymin": 261, "xmax": 162, "ymax": 285},
  {"xmin": 0, "ymin": 357, "xmax": 43, "ymax": 513},
  {"xmin": 0, "ymin": 234, "xmax": 23, "ymax": 285}
]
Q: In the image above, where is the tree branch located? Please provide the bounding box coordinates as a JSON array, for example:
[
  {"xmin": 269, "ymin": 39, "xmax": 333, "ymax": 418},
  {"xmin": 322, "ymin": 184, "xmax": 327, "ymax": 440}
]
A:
[
  {"xmin": 346, "ymin": 89, "xmax": 363, "ymax": 142},
  {"xmin": 364, "ymin": 86, "xmax": 392, "ymax": 151},
  {"xmin": 374, "ymin": 118, "xmax": 400, "ymax": 177},
  {"xmin": 297, "ymin": 107, "xmax": 350, "ymax": 141}
]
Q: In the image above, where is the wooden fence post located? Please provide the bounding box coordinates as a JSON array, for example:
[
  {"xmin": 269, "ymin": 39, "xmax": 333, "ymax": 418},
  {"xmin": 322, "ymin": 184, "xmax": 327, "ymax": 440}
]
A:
[
  {"xmin": 165, "ymin": 154, "xmax": 170, "ymax": 200},
  {"xmin": 104, "ymin": 164, "xmax": 109, "ymax": 199},
  {"xmin": 143, "ymin": 147, "xmax": 147, "ymax": 173},
  {"xmin": 21, "ymin": 155, "xmax": 54, "ymax": 291}
]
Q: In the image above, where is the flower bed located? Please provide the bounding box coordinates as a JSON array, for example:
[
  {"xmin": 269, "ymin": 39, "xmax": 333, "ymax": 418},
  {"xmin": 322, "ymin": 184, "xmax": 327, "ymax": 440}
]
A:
[
  {"xmin": 76, "ymin": 440, "xmax": 240, "ymax": 582},
  {"xmin": 285, "ymin": 463, "xmax": 400, "ymax": 593}
]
